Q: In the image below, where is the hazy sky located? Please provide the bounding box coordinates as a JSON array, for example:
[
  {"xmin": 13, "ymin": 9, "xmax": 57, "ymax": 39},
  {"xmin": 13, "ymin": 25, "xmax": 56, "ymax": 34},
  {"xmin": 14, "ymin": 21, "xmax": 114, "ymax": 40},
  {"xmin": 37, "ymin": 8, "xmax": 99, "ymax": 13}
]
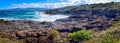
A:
[{"xmin": 0, "ymin": 0, "xmax": 120, "ymax": 9}]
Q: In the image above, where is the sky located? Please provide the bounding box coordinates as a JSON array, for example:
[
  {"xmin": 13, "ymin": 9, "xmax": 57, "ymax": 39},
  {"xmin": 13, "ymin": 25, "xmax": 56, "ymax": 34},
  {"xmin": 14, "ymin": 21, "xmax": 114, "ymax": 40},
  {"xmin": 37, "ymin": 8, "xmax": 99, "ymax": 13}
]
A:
[{"xmin": 0, "ymin": 0, "xmax": 120, "ymax": 9}]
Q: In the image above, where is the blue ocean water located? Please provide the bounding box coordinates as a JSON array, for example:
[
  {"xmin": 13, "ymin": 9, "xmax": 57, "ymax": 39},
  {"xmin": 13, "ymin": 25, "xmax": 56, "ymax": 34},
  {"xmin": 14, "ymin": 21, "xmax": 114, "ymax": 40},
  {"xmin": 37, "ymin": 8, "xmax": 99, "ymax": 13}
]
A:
[{"xmin": 0, "ymin": 11, "xmax": 69, "ymax": 22}]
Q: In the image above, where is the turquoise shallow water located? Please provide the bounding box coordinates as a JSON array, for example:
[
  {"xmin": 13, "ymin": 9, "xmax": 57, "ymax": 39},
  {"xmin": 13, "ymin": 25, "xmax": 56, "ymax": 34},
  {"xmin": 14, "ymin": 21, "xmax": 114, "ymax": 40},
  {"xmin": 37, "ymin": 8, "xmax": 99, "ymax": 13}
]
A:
[{"xmin": 0, "ymin": 11, "xmax": 69, "ymax": 22}]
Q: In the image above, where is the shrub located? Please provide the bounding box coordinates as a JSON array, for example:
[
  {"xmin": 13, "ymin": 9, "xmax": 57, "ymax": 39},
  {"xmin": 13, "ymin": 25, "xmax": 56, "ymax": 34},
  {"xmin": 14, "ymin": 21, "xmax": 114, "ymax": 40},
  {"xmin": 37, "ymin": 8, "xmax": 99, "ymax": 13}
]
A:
[
  {"xmin": 116, "ymin": 41, "xmax": 120, "ymax": 43},
  {"xmin": 102, "ymin": 28, "xmax": 120, "ymax": 43},
  {"xmin": 59, "ymin": 38, "xmax": 67, "ymax": 43},
  {"xmin": 68, "ymin": 30, "xmax": 93, "ymax": 42},
  {"xmin": 83, "ymin": 27, "xmax": 120, "ymax": 43},
  {"xmin": 102, "ymin": 34, "xmax": 113, "ymax": 43},
  {"xmin": 112, "ymin": 22, "xmax": 120, "ymax": 27},
  {"xmin": 0, "ymin": 38, "xmax": 25, "ymax": 43},
  {"xmin": 48, "ymin": 30, "xmax": 59, "ymax": 40},
  {"xmin": 63, "ymin": 38, "xmax": 67, "ymax": 42}
]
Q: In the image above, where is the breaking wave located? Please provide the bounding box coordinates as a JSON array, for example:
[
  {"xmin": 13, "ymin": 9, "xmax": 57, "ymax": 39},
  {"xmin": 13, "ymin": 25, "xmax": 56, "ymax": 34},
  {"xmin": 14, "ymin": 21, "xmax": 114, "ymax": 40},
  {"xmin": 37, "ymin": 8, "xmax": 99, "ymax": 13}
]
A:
[{"xmin": 0, "ymin": 11, "xmax": 69, "ymax": 22}]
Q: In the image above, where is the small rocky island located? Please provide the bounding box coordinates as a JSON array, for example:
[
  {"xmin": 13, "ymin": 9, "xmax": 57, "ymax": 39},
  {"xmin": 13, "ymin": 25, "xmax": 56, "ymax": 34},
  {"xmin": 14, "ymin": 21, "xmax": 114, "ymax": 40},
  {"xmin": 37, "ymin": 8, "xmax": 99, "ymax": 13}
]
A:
[{"xmin": 0, "ymin": 2, "xmax": 120, "ymax": 43}]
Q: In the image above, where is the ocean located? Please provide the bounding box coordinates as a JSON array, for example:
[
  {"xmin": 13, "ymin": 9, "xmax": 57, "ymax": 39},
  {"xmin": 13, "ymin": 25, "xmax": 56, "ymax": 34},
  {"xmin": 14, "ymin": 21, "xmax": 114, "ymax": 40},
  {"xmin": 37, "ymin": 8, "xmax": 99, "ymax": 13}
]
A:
[{"xmin": 0, "ymin": 11, "xmax": 69, "ymax": 22}]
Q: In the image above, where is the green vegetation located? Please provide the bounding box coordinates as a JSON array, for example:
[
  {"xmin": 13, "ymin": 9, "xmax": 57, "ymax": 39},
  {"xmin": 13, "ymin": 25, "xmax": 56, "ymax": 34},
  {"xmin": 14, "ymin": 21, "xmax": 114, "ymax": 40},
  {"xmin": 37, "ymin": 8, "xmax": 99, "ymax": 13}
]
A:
[
  {"xmin": 60, "ymin": 38, "xmax": 67, "ymax": 43},
  {"xmin": 46, "ymin": 2, "xmax": 120, "ymax": 14},
  {"xmin": 78, "ymin": 2, "xmax": 120, "ymax": 10},
  {"xmin": 63, "ymin": 38, "xmax": 67, "ymax": 42},
  {"xmin": 48, "ymin": 30, "xmax": 59, "ymax": 40},
  {"xmin": 1, "ymin": 27, "xmax": 120, "ymax": 43},
  {"xmin": 68, "ymin": 30, "xmax": 93, "ymax": 42},
  {"xmin": 102, "ymin": 33, "xmax": 115, "ymax": 43},
  {"xmin": 116, "ymin": 41, "xmax": 120, "ymax": 43},
  {"xmin": 102, "ymin": 28, "xmax": 120, "ymax": 43},
  {"xmin": 82, "ymin": 26, "xmax": 120, "ymax": 43},
  {"xmin": 0, "ymin": 38, "xmax": 25, "ymax": 43},
  {"xmin": 112, "ymin": 22, "xmax": 120, "ymax": 26}
]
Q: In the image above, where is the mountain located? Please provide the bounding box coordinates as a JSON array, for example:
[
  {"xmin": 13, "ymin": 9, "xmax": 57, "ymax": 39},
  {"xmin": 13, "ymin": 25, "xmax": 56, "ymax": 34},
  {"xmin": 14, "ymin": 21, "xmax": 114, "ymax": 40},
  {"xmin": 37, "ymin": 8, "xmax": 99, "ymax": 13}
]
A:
[
  {"xmin": 45, "ymin": 2, "xmax": 120, "ymax": 18},
  {"xmin": 45, "ymin": 2, "xmax": 120, "ymax": 14}
]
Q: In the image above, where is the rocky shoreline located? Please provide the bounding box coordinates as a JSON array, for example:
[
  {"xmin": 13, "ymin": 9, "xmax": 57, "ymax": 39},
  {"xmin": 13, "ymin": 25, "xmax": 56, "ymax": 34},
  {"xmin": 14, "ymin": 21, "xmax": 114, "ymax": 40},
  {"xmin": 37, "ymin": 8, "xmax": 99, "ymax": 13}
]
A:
[
  {"xmin": 0, "ymin": 10, "xmax": 120, "ymax": 43},
  {"xmin": 0, "ymin": 10, "xmax": 119, "ymax": 34},
  {"xmin": 0, "ymin": 14, "xmax": 117, "ymax": 32},
  {"xmin": 1, "ymin": 2, "xmax": 120, "ymax": 43}
]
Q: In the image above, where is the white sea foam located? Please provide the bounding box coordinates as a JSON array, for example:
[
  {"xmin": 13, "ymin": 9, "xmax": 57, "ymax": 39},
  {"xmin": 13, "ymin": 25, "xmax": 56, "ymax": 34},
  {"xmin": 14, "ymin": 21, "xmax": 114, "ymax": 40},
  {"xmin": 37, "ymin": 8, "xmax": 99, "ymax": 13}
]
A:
[
  {"xmin": 34, "ymin": 11, "xmax": 69, "ymax": 22},
  {"xmin": 0, "ymin": 11, "xmax": 69, "ymax": 22}
]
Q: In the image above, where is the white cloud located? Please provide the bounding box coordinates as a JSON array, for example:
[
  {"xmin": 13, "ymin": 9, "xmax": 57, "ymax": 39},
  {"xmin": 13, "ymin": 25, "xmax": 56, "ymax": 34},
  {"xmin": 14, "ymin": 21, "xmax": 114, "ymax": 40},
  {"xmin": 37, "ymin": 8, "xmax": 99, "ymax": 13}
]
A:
[
  {"xmin": 8, "ymin": 0, "xmax": 83, "ymax": 9},
  {"xmin": 116, "ymin": 0, "xmax": 120, "ymax": 2},
  {"xmin": 8, "ymin": 0, "xmax": 119, "ymax": 9},
  {"xmin": 84, "ymin": 0, "xmax": 110, "ymax": 4}
]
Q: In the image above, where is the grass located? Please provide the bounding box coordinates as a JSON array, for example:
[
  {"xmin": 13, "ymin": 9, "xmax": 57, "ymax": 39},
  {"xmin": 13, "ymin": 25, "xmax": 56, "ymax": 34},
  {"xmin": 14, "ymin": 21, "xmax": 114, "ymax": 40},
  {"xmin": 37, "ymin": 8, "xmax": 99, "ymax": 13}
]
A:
[
  {"xmin": 84, "ymin": 26, "xmax": 120, "ymax": 43},
  {"xmin": 0, "ymin": 38, "xmax": 25, "ymax": 43},
  {"xmin": 112, "ymin": 22, "xmax": 120, "ymax": 26}
]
